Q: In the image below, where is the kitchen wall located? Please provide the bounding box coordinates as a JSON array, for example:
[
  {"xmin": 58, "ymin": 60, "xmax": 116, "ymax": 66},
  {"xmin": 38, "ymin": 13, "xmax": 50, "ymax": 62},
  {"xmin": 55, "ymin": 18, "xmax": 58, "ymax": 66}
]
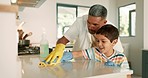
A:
[
  {"xmin": 117, "ymin": 0, "xmax": 143, "ymax": 75},
  {"xmin": 19, "ymin": 0, "xmax": 117, "ymax": 47},
  {"xmin": 19, "ymin": 0, "xmax": 57, "ymax": 46},
  {"xmin": 0, "ymin": 0, "xmax": 10, "ymax": 4},
  {"xmin": 144, "ymin": 0, "xmax": 148, "ymax": 49}
]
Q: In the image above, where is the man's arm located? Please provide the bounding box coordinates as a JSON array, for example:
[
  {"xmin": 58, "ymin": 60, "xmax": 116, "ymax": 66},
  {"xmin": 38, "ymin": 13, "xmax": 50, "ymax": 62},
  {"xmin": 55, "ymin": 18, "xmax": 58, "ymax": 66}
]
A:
[{"xmin": 57, "ymin": 36, "xmax": 70, "ymax": 45}]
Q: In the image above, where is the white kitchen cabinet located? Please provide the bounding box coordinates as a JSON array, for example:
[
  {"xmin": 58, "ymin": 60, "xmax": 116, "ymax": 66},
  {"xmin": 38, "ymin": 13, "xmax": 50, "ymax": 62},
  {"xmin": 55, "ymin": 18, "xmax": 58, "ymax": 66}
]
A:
[{"xmin": 0, "ymin": 4, "xmax": 19, "ymax": 78}]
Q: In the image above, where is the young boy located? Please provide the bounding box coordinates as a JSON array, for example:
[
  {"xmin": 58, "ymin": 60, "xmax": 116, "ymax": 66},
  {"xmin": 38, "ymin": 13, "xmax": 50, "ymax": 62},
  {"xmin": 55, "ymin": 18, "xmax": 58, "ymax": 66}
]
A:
[{"xmin": 61, "ymin": 24, "xmax": 129, "ymax": 69}]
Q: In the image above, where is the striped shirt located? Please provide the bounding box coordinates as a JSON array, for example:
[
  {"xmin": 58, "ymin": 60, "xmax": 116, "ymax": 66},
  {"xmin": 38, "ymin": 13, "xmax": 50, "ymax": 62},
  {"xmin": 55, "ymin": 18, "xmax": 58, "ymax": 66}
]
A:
[{"xmin": 82, "ymin": 48, "xmax": 129, "ymax": 69}]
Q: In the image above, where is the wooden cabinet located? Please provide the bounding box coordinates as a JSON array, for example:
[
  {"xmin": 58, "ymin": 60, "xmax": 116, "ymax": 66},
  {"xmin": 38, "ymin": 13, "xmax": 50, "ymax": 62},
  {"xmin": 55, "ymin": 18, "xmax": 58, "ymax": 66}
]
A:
[{"xmin": 142, "ymin": 50, "xmax": 148, "ymax": 78}]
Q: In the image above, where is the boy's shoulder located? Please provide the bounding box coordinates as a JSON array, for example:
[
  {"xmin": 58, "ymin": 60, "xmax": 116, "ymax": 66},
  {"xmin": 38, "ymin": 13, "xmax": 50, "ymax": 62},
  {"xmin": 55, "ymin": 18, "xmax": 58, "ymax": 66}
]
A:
[
  {"xmin": 113, "ymin": 50, "xmax": 126, "ymax": 57},
  {"xmin": 108, "ymin": 50, "xmax": 127, "ymax": 61}
]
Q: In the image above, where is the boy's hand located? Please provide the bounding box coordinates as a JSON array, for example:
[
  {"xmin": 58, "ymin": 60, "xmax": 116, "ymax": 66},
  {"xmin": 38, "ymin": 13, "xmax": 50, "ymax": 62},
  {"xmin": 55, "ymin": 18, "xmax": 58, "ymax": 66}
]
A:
[
  {"xmin": 105, "ymin": 60, "xmax": 117, "ymax": 66},
  {"xmin": 61, "ymin": 51, "xmax": 73, "ymax": 62}
]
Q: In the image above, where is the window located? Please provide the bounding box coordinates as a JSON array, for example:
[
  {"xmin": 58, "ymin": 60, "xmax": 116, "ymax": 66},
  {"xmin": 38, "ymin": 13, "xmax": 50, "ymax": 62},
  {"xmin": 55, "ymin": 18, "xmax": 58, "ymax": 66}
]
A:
[
  {"xmin": 118, "ymin": 3, "xmax": 136, "ymax": 37},
  {"xmin": 57, "ymin": 3, "xmax": 89, "ymax": 38}
]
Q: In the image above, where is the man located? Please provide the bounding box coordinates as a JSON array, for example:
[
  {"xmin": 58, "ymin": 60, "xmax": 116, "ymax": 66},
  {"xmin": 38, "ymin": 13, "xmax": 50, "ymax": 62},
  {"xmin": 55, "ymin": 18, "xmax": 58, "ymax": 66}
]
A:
[{"xmin": 39, "ymin": 4, "xmax": 123, "ymax": 66}]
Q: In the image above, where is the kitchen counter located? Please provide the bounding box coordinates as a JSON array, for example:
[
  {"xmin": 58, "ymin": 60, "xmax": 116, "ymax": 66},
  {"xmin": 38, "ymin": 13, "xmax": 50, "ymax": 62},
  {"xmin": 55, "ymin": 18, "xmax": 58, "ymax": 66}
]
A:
[{"xmin": 18, "ymin": 55, "xmax": 133, "ymax": 78}]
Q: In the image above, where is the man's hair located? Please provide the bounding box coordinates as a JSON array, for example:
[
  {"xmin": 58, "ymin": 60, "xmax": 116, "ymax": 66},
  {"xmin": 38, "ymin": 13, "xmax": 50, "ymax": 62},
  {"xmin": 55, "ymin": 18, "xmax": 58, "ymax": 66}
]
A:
[
  {"xmin": 89, "ymin": 4, "xmax": 107, "ymax": 19},
  {"xmin": 96, "ymin": 24, "xmax": 119, "ymax": 42}
]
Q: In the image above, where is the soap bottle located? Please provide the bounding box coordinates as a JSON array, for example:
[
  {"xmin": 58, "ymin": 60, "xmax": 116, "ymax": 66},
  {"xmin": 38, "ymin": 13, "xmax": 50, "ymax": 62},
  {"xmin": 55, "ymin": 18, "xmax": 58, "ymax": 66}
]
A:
[{"xmin": 40, "ymin": 31, "xmax": 49, "ymax": 58}]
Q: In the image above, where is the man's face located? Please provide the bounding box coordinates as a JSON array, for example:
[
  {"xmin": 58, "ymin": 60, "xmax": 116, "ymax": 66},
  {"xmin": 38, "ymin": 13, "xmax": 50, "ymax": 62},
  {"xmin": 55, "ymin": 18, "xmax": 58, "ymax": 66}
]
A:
[{"xmin": 87, "ymin": 15, "xmax": 107, "ymax": 34}]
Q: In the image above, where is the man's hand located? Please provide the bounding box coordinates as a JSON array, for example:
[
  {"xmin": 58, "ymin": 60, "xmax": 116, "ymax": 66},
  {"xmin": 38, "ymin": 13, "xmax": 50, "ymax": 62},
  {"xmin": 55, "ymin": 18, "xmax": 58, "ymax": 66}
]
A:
[{"xmin": 38, "ymin": 44, "xmax": 65, "ymax": 67}]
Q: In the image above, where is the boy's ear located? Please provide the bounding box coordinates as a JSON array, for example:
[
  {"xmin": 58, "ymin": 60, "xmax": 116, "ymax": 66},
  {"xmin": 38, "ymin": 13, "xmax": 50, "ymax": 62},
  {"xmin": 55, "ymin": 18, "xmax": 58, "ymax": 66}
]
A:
[{"xmin": 112, "ymin": 39, "xmax": 118, "ymax": 46}]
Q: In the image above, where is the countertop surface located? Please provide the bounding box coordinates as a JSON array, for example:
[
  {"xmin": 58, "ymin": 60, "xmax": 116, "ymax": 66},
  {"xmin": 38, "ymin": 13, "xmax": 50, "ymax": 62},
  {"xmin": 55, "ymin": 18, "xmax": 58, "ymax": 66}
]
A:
[{"xmin": 18, "ymin": 55, "xmax": 133, "ymax": 78}]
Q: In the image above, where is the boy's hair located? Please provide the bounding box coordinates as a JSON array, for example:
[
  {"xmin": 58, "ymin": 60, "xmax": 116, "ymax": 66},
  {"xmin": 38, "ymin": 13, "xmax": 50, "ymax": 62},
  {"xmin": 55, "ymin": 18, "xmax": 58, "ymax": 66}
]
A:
[
  {"xmin": 96, "ymin": 24, "xmax": 119, "ymax": 42},
  {"xmin": 89, "ymin": 4, "xmax": 107, "ymax": 19}
]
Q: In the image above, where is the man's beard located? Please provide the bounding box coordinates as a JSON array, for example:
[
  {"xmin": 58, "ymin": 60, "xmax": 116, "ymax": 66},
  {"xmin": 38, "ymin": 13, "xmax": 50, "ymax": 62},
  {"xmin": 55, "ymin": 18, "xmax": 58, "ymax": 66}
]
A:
[{"xmin": 88, "ymin": 29, "xmax": 96, "ymax": 34}]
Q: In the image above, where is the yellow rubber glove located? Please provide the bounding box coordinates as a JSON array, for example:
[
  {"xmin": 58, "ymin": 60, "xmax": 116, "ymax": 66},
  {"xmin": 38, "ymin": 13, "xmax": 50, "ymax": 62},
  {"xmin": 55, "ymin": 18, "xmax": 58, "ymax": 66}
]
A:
[{"xmin": 39, "ymin": 43, "xmax": 65, "ymax": 67}]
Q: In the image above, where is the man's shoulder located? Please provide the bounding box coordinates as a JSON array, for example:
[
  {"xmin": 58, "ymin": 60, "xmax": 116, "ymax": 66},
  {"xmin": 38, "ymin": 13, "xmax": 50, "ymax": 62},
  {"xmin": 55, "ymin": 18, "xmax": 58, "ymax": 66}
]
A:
[
  {"xmin": 106, "ymin": 21, "xmax": 117, "ymax": 28},
  {"xmin": 74, "ymin": 15, "xmax": 88, "ymax": 28},
  {"xmin": 77, "ymin": 15, "xmax": 88, "ymax": 20}
]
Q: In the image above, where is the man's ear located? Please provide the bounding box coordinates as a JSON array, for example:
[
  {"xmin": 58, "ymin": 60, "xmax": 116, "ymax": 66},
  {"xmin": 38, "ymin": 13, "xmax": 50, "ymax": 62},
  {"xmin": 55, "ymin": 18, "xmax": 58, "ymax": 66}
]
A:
[
  {"xmin": 112, "ymin": 39, "xmax": 118, "ymax": 46},
  {"xmin": 104, "ymin": 20, "xmax": 107, "ymax": 24}
]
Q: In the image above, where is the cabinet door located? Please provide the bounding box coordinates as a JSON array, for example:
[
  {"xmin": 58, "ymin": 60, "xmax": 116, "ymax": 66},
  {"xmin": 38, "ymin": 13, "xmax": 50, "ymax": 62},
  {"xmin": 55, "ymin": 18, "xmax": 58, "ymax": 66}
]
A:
[{"xmin": 142, "ymin": 50, "xmax": 148, "ymax": 78}]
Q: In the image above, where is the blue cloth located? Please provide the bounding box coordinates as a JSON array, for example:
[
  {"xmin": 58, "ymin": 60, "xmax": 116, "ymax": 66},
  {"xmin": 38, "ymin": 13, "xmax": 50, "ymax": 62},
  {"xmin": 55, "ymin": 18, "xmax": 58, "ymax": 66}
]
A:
[{"xmin": 61, "ymin": 51, "xmax": 73, "ymax": 62}]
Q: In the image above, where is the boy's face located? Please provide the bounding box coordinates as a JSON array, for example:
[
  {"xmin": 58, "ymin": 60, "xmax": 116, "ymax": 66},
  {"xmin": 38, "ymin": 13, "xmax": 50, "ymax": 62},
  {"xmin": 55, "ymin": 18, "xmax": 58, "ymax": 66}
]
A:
[
  {"xmin": 87, "ymin": 15, "xmax": 107, "ymax": 34},
  {"xmin": 94, "ymin": 34, "xmax": 117, "ymax": 56}
]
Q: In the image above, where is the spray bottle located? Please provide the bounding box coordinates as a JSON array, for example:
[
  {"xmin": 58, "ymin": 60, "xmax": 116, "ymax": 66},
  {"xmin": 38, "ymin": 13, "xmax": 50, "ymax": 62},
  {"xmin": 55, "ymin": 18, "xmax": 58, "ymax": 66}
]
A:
[{"xmin": 40, "ymin": 28, "xmax": 49, "ymax": 58}]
